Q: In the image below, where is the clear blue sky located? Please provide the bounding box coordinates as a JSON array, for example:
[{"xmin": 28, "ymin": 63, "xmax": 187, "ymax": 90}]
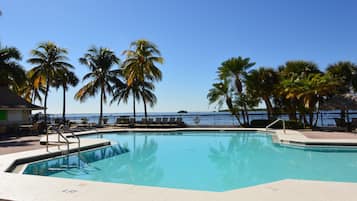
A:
[{"xmin": 1, "ymin": 0, "xmax": 357, "ymax": 114}]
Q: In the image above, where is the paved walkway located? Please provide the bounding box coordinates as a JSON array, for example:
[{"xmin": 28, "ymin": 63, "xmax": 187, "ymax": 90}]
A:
[
  {"xmin": 0, "ymin": 135, "xmax": 46, "ymax": 155},
  {"xmin": 302, "ymin": 131, "xmax": 357, "ymax": 139}
]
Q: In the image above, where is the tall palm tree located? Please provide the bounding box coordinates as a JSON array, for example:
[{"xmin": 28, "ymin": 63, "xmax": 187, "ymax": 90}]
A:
[
  {"xmin": 53, "ymin": 69, "xmax": 79, "ymax": 123},
  {"xmin": 122, "ymin": 40, "xmax": 164, "ymax": 84},
  {"xmin": 122, "ymin": 39, "xmax": 163, "ymax": 118},
  {"xmin": 28, "ymin": 42, "xmax": 73, "ymax": 127},
  {"xmin": 245, "ymin": 67, "xmax": 279, "ymax": 119},
  {"xmin": 217, "ymin": 57, "xmax": 255, "ymax": 125},
  {"xmin": 217, "ymin": 57, "xmax": 255, "ymax": 93},
  {"xmin": 0, "ymin": 45, "xmax": 26, "ymax": 89},
  {"xmin": 75, "ymin": 47, "xmax": 124, "ymax": 125}
]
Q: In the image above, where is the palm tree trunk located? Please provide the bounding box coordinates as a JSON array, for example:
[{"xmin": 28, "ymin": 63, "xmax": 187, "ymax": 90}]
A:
[
  {"xmin": 288, "ymin": 100, "xmax": 297, "ymax": 121},
  {"xmin": 241, "ymin": 110, "xmax": 246, "ymax": 126},
  {"xmin": 62, "ymin": 85, "xmax": 66, "ymax": 124},
  {"xmin": 143, "ymin": 97, "xmax": 148, "ymax": 118},
  {"xmin": 243, "ymin": 104, "xmax": 249, "ymax": 126},
  {"xmin": 262, "ymin": 96, "xmax": 273, "ymax": 119},
  {"xmin": 31, "ymin": 89, "xmax": 35, "ymax": 104},
  {"xmin": 133, "ymin": 93, "xmax": 136, "ymax": 122},
  {"xmin": 226, "ymin": 97, "xmax": 243, "ymax": 126},
  {"xmin": 43, "ymin": 77, "xmax": 49, "ymax": 150},
  {"xmin": 314, "ymin": 100, "xmax": 320, "ymax": 127},
  {"xmin": 309, "ymin": 111, "xmax": 314, "ymax": 128},
  {"xmin": 44, "ymin": 80, "xmax": 49, "ymax": 131},
  {"xmin": 99, "ymin": 87, "xmax": 103, "ymax": 126}
]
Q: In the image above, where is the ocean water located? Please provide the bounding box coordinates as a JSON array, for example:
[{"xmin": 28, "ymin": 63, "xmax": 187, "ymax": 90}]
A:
[{"xmin": 23, "ymin": 131, "xmax": 357, "ymax": 191}]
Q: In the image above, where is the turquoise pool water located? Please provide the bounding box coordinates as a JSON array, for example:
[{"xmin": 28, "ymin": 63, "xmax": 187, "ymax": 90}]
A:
[{"xmin": 23, "ymin": 131, "xmax": 357, "ymax": 191}]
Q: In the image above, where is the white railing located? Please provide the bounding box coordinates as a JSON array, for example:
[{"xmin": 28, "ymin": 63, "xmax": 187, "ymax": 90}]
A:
[
  {"xmin": 46, "ymin": 125, "xmax": 83, "ymax": 169},
  {"xmin": 265, "ymin": 119, "xmax": 286, "ymax": 133},
  {"xmin": 59, "ymin": 124, "xmax": 81, "ymax": 153},
  {"xmin": 47, "ymin": 125, "xmax": 70, "ymax": 153}
]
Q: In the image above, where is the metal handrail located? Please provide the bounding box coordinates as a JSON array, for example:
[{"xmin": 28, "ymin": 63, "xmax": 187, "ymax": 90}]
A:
[
  {"xmin": 59, "ymin": 124, "xmax": 81, "ymax": 152},
  {"xmin": 265, "ymin": 119, "xmax": 286, "ymax": 133},
  {"xmin": 47, "ymin": 125, "xmax": 70, "ymax": 154}
]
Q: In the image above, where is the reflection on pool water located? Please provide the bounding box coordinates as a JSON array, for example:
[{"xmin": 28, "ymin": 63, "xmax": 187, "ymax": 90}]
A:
[{"xmin": 23, "ymin": 131, "xmax": 357, "ymax": 192}]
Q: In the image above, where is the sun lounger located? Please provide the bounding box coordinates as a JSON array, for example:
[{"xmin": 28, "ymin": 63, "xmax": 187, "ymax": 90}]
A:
[
  {"xmin": 147, "ymin": 118, "xmax": 155, "ymax": 127},
  {"xmin": 176, "ymin": 117, "xmax": 185, "ymax": 127},
  {"xmin": 161, "ymin": 118, "xmax": 170, "ymax": 127},
  {"xmin": 155, "ymin": 118, "xmax": 162, "ymax": 124},
  {"xmin": 19, "ymin": 123, "xmax": 39, "ymax": 135},
  {"xmin": 115, "ymin": 116, "xmax": 130, "ymax": 127},
  {"xmin": 135, "ymin": 118, "xmax": 149, "ymax": 128}
]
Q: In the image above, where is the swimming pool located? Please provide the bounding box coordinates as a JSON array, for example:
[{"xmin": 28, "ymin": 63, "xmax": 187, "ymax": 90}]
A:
[{"xmin": 23, "ymin": 131, "xmax": 357, "ymax": 191}]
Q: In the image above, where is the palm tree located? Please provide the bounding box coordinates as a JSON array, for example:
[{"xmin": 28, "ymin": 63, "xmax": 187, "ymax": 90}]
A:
[
  {"xmin": 207, "ymin": 80, "xmax": 242, "ymax": 125},
  {"xmin": 278, "ymin": 60, "xmax": 321, "ymax": 79},
  {"xmin": 53, "ymin": 69, "xmax": 79, "ymax": 123},
  {"xmin": 217, "ymin": 57, "xmax": 255, "ymax": 125},
  {"xmin": 111, "ymin": 80, "xmax": 140, "ymax": 119},
  {"xmin": 277, "ymin": 60, "xmax": 320, "ymax": 121},
  {"xmin": 139, "ymin": 81, "xmax": 157, "ymax": 118},
  {"xmin": 245, "ymin": 67, "xmax": 279, "ymax": 119},
  {"xmin": 0, "ymin": 45, "xmax": 26, "ymax": 89},
  {"xmin": 296, "ymin": 73, "xmax": 340, "ymax": 127},
  {"xmin": 217, "ymin": 57, "xmax": 255, "ymax": 93},
  {"xmin": 28, "ymin": 42, "xmax": 73, "ymax": 127},
  {"xmin": 326, "ymin": 61, "xmax": 357, "ymax": 93},
  {"xmin": 18, "ymin": 71, "xmax": 46, "ymax": 104},
  {"xmin": 112, "ymin": 79, "xmax": 156, "ymax": 120},
  {"xmin": 75, "ymin": 47, "xmax": 124, "ymax": 125},
  {"xmin": 122, "ymin": 39, "xmax": 163, "ymax": 118},
  {"xmin": 122, "ymin": 40, "xmax": 164, "ymax": 84}
]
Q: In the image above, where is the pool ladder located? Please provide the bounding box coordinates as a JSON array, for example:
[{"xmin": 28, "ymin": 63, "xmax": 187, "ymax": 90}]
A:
[
  {"xmin": 46, "ymin": 125, "xmax": 82, "ymax": 169},
  {"xmin": 265, "ymin": 119, "xmax": 286, "ymax": 133}
]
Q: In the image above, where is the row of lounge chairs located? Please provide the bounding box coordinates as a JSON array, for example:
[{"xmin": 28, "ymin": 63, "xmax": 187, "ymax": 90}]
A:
[{"xmin": 115, "ymin": 117, "xmax": 185, "ymax": 128}]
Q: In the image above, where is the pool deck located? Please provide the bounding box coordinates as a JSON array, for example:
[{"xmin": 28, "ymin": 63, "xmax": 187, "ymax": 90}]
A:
[
  {"xmin": 1, "ymin": 171, "xmax": 357, "ymax": 201},
  {"xmin": 274, "ymin": 129, "xmax": 357, "ymax": 146},
  {"xmin": 1, "ymin": 128, "xmax": 357, "ymax": 200},
  {"xmin": 0, "ymin": 135, "xmax": 49, "ymax": 155}
]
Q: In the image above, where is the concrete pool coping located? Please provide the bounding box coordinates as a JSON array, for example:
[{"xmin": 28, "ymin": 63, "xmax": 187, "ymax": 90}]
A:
[{"xmin": 1, "ymin": 128, "xmax": 357, "ymax": 201}]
